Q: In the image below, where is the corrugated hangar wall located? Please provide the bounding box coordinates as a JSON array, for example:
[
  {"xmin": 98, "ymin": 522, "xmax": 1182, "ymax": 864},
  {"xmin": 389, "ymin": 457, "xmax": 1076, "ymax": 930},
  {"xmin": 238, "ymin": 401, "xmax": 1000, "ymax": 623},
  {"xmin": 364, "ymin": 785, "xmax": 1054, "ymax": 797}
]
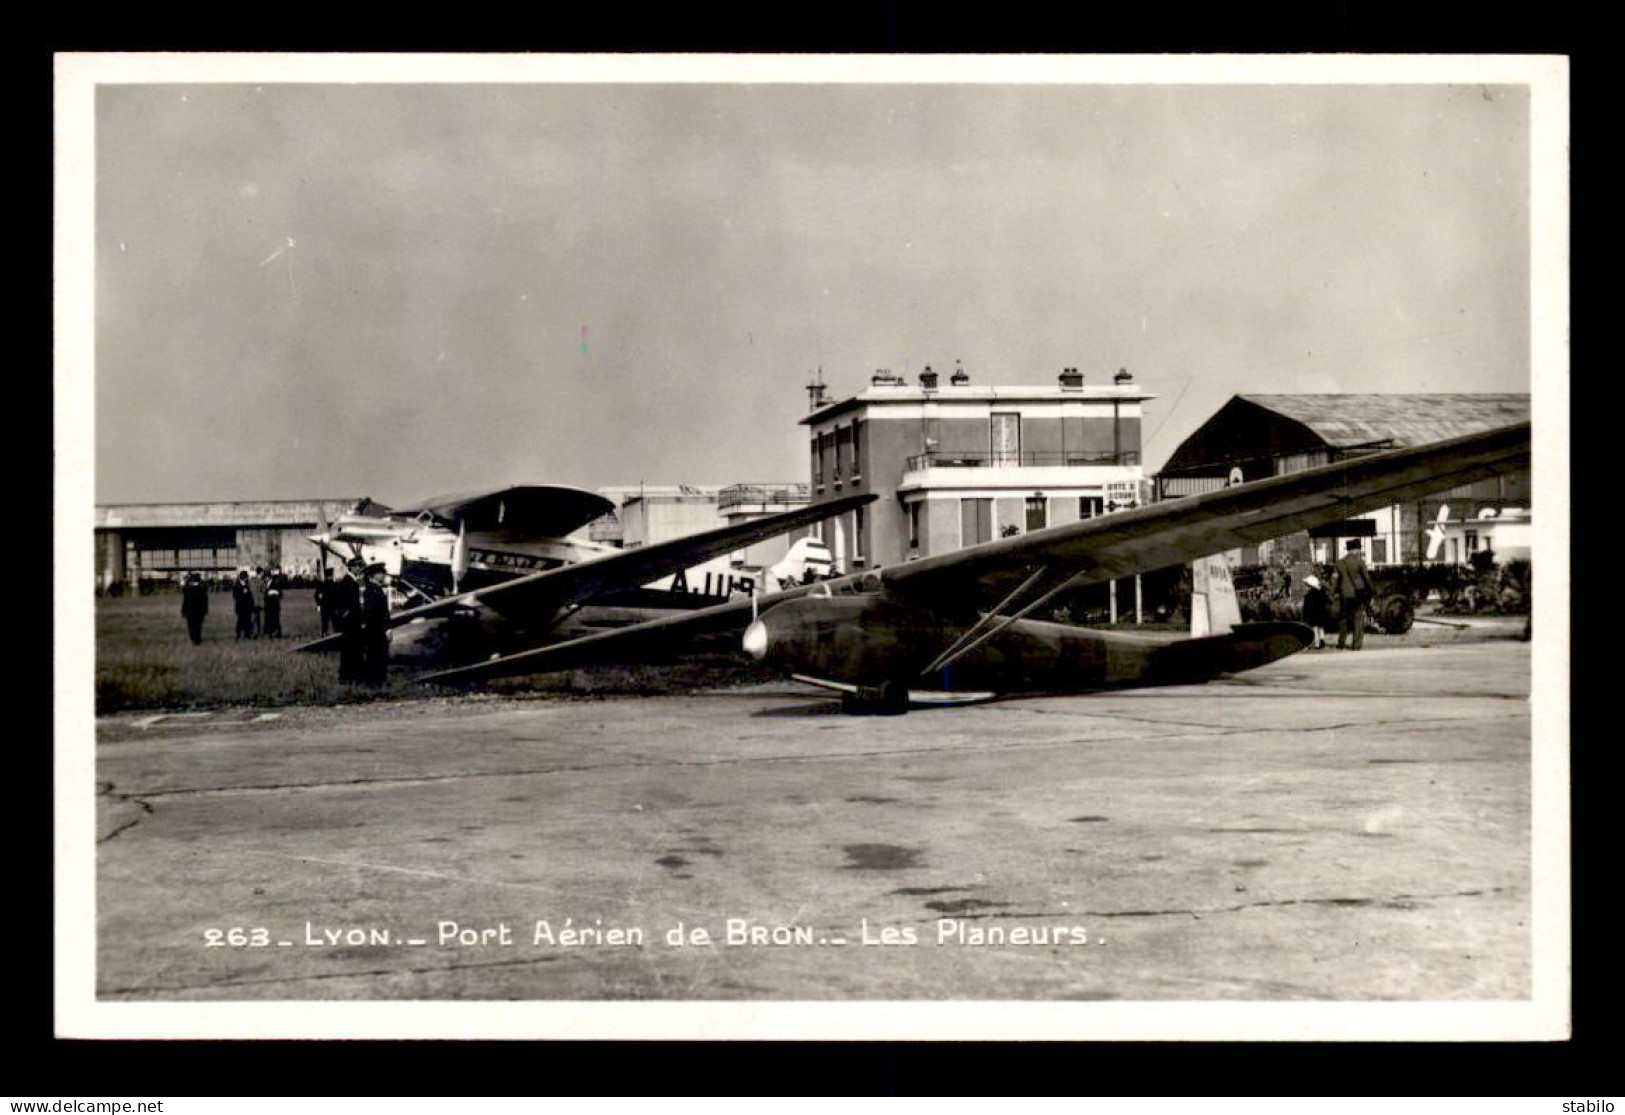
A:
[{"xmin": 94, "ymin": 499, "xmax": 361, "ymax": 588}]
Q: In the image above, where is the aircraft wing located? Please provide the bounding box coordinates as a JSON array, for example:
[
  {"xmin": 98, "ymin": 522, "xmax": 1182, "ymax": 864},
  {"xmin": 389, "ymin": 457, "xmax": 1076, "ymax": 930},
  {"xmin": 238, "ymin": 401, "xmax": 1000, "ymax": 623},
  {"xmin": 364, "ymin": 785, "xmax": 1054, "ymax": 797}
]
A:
[
  {"xmin": 879, "ymin": 419, "xmax": 1532, "ymax": 603},
  {"xmin": 420, "ymin": 420, "xmax": 1529, "ymax": 685},
  {"xmin": 399, "ymin": 485, "xmax": 615, "ymax": 537},
  {"xmin": 299, "ymin": 491, "xmax": 877, "ymax": 651},
  {"xmin": 420, "ymin": 590, "xmax": 774, "ymax": 684}
]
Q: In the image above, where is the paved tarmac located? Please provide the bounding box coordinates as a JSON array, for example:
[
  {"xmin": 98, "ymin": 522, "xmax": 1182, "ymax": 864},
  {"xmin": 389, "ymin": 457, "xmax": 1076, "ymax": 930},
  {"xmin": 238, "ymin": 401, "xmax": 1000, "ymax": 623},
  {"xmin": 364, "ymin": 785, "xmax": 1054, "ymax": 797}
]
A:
[{"xmin": 94, "ymin": 634, "xmax": 1533, "ymax": 1003}]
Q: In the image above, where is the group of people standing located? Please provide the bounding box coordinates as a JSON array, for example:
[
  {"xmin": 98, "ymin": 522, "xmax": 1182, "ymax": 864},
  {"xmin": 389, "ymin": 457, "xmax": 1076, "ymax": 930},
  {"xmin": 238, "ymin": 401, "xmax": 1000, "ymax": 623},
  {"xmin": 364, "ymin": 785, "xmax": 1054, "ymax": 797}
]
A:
[
  {"xmin": 178, "ymin": 566, "xmax": 287, "ymax": 643},
  {"xmin": 1299, "ymin": 539, "xmax": 1376, "ymax": 651},
  {"xmin": 314, "ymin": 561, "xmax": 393, "ymax": 685},
  {"xmin": 227, "ymin": 567, "xmax": 287, "ymax": 640},
  {"xmin": 179, "ymin": 560, "xmax": 393, "ymax": 685}
]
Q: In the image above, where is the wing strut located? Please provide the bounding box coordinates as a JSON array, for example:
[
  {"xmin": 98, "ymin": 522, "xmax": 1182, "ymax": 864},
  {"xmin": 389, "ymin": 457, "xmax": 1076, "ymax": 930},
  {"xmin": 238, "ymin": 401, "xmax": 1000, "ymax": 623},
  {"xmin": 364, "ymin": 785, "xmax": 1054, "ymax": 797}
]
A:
[
  {"xmin": 923, "ymin": 562, "xmax": 1046, "ymax": 676},
  {"xmin": 387, "ymin": 570, "xmax": 439, "ymax": 607},
  {"xmin": 919, "ymin": 563, "xmax": 1103, "ymax": 677}
]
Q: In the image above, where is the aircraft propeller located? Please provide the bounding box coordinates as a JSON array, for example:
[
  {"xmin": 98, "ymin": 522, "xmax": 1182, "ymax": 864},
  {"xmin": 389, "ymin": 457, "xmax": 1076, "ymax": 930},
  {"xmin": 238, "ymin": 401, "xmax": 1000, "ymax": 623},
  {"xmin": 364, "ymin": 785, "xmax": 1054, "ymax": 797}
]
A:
[
  {"xmin": 315, "ymin": 504, "xmax": 330, "ymax": 576},
  {"xmin": 451, "ymin": 521, "xmax": 469, "ymax": 595}
]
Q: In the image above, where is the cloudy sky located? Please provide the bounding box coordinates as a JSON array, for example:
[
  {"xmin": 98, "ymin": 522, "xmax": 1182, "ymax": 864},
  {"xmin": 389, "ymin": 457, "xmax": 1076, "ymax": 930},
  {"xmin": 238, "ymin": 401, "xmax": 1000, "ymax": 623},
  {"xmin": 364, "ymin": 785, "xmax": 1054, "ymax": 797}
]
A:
[{"xmin": 90, "ymin": 68, "xmax": 1534, "ymax": 505}]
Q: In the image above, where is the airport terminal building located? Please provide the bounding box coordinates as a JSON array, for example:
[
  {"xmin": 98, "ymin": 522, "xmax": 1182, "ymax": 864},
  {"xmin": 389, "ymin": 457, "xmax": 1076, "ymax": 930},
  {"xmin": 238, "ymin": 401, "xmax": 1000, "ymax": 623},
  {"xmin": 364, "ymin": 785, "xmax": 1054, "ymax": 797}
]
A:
[
  {"xmin": 800, "ymin": 363, "xmax": 1154, "ymax": 571},
  {"xmin": 1156, "ymin": 393, "xmax": 1532, "ymax": 566}
]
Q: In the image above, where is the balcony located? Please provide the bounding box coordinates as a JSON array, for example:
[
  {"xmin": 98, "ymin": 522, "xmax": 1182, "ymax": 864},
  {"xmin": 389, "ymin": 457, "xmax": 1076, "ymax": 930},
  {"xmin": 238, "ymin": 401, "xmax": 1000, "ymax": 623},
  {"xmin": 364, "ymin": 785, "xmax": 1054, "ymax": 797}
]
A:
[
  {"xmin": 903, "ymin": 449, "xmax": 1140, "ymax": 470},
  {"xmin": 899, "ymin": 449, "xmax": 1142, "ymax": 496}
]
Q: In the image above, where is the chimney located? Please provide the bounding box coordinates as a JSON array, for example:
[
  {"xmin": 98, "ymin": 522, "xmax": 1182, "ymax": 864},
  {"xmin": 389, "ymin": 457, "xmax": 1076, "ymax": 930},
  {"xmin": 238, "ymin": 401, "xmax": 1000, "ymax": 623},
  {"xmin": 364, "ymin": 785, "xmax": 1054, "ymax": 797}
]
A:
[
  {"xmin": 950, "ymin": 359, "xmax": 970, "ymax": 386},
  {"xmin": 919, "ymin": 365, "xmax": 939, "ymax": 390},
  {"xmin": 1113, "ymin": 367, "xmax": 1134, "ymax": 385},
  {"xmin": 1058, "ymin": 366, "xmax": 1084, "ymax": 390},
  {"xmin": 871, "ymin": 368, "xmax": 903, "ymax": 386},
  {"xmin": 806, "ymin": 370, "xmax": 828, "ymax": 411}
]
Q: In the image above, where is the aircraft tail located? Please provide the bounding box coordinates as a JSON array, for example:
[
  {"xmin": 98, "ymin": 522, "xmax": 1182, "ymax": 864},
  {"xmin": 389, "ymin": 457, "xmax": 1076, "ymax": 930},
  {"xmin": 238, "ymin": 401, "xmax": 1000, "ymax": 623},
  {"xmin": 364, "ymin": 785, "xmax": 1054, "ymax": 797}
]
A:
[
  {"xmin": 1190, "ymin": 555, "xmax": 1242, "ymax": 637},
  {"xmin": 766, "ymin": 536, "xmax": 835, "ymax": 591},
  {"xmin": 1151, "ymin": 621, "xmax": 1311, "ymax": 684}
]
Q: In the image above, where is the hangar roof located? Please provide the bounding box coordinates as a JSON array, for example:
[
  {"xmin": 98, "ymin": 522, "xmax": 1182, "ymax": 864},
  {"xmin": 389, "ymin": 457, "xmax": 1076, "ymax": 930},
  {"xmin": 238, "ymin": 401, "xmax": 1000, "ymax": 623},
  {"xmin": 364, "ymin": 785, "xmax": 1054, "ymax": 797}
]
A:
[
  {"xmin": 1236, "ymin": 393, "xmax": 1530, "ymax": 449},
  {"xmin": 95, "ymin": 498, "xmax": 365, "ymax": 530},
  {"xmin": 1161, "ymin": 393, "xmax": 1530, "ymax": 476}
]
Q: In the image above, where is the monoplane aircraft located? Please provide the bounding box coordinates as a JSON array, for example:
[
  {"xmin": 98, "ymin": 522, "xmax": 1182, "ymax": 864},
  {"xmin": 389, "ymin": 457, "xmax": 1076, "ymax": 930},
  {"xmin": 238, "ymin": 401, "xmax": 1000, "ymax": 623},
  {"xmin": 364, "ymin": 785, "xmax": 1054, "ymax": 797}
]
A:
[
  {"xmin": 299, "ymin": 485, "xmax": 876, "ymax": 665},
  {"xmin": 419, "ymin": 422, "xmax": 1531, "ymax": 713}
]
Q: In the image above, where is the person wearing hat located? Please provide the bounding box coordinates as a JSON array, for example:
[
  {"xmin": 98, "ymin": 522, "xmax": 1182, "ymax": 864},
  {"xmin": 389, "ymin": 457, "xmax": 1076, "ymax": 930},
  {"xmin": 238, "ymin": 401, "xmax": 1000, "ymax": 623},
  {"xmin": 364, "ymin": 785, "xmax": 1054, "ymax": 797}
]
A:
[
  {"xmin": 359, "ymin": 562, "xmax": 392, "ymax": 685},
  {"xmin": 180, "ymin": 571, "xmax": 210, "ymax": 645},
  {"xmin": 232, "ymin": 569, "xmax": 256, "ymax": 640},
  {"xmin": 263, "ymin": 567, "xmax": 285, "ymax": 638},
  {"xmin": 249, "ymin": 566, "xmax": 268, "ymax": 637},
  {"xmin": 1333, "ymin": 539, "xmax": 1375, "ymax": 650},
  {"xmin": 334, "ymin": 558, "xmax": 365, "ymax": 681},
  {"xmin": 1300, "ymin": 573, "xmax": 1331, "ymax": 650},
  {"xmin": 314, "ymin": 567, "xmax": 337, "ymax": 635}
]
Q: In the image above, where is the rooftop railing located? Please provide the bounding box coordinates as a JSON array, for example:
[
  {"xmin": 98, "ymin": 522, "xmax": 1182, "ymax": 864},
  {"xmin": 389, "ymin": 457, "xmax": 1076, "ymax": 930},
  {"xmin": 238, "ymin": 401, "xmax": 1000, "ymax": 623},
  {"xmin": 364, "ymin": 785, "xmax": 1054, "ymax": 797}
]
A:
[{"xmin": 718, "ymin": 483, "xmax": 812, "ymax": 511}]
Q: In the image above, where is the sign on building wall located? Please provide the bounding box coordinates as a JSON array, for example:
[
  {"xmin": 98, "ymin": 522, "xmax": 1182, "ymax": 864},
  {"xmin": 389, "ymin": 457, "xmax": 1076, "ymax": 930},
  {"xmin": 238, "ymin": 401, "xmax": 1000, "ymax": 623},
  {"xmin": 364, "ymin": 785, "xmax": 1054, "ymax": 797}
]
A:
[{"xmin": 1104, "ymin": 479, "xmax": 1153, "ymax": 513}]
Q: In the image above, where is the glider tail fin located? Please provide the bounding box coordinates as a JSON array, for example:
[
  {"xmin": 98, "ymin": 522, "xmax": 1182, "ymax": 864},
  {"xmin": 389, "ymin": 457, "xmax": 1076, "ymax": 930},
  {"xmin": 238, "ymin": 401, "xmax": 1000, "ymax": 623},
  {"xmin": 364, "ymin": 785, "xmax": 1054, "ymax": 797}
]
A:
[{"xmin": 1190, "ymin": 555, "xmax": 1243, "ymax": 638}]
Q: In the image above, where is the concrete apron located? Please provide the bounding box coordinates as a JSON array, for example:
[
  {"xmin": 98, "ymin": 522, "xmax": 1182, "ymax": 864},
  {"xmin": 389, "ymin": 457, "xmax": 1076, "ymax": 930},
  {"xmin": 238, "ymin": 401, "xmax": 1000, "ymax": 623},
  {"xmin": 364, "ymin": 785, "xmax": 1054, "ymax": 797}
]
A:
[{"xmin": 95, "ymin": 640, "xmax": 1532, "ymax": 1001}]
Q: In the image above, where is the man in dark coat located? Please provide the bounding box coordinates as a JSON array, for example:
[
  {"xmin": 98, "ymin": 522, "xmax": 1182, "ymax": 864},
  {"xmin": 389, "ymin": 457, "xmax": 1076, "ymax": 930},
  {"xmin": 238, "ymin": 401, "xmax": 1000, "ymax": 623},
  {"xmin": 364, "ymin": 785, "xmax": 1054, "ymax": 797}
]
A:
[
  {"xmin": 180, "ymin": 572, "xmax": 210, "ymax": 645},
  {"xmin": 333, "ymin": 560, "xmax": 365, "ymax": 681},
  {"xmin": 314, "ymin": 567, "xmax": 336, "ymax": 635},
  {"xmin": 263, "ymin": 568, "xmax": 284, "ymax": 638},
  {"xmin": 232, "ymin": 571, "xmax": 255, "ymax": 640},
  {"xmin": 360, "ymin": 563, "xmax": 392, "ymax": 686},
  {"xmin": 1334, "ymin": 539, "xmax": 1375, "ymax": 650},
  {"xmin": 249, "ymin": 567, "xmax": 268, "ymax": 637}
]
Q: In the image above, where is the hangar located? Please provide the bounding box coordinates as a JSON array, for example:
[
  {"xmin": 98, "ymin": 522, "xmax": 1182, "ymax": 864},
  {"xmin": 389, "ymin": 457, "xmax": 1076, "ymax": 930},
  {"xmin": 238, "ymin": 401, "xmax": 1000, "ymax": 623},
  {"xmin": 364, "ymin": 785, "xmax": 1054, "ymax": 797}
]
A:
[
  {"xmin": 94, "ymin": 498, "xmax": 364, "ymax": 591},
  {"xmin": 93, "ymin": 484, "xmax": 813, "ymax": 593},
  {"xmin": 1156, "ymin": 393, "xmax": 1531, "ymax": 565}
]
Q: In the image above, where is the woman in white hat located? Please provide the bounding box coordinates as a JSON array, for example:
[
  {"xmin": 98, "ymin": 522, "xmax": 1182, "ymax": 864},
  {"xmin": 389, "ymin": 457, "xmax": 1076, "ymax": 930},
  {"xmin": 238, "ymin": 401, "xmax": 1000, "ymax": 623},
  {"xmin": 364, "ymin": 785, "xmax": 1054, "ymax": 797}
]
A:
[{"xmin": 1301, "ymin": 574, "xmax": 1331, "ymax": 650}]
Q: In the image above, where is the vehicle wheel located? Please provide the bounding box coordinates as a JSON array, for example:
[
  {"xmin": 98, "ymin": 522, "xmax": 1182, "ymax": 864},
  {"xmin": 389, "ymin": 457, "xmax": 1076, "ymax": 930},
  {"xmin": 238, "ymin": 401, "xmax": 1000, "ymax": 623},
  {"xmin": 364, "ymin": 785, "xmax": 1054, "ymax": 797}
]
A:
[{"xmin": 1378, "ymin": 594, "xmax": 1414, "ymax": 635}]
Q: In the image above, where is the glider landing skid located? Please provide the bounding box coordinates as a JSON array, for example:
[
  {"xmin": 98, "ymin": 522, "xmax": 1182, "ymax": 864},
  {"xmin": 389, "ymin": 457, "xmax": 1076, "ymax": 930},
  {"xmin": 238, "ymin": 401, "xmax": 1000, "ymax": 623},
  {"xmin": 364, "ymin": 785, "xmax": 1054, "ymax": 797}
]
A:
[{"xmin": 790, "ymin": 674, "xmax": 998, "ymax": 713}]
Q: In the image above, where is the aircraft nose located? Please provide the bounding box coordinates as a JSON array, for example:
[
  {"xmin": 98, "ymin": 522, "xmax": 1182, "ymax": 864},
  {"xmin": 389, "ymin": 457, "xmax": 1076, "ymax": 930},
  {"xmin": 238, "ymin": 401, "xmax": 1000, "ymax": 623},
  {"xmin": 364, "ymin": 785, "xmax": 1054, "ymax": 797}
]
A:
[{"xmin": 742, "ymin": 618, "xmax": 769, "ymax": 661}]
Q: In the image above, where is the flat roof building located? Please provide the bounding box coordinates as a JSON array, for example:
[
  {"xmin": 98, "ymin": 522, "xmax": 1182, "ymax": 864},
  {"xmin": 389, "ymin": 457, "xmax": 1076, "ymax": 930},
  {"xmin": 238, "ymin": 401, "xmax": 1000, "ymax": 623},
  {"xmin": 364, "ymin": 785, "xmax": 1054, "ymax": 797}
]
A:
[
  {"xmin": 801, "ymin": 363, "xmax": 1154, "ymax": 572},
  {"xmin": 602, "ymin": 483, "xmax": 813, "ymax": 574}
]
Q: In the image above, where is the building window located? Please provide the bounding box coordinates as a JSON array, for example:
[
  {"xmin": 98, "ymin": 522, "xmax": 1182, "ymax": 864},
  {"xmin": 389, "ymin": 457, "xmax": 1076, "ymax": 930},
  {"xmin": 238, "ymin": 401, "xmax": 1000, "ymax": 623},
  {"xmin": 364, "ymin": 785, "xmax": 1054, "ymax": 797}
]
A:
[
  {"xmin": 908, "ymin": 502, "xmax": 921, "ymax": 548},
  {"xmin": 853, "ymin": 504, "xmax": 866, "ymax": 560},
  {"xmin": 851, "ymin": 419, "xmax": 862, "ymax": 476},
  {"xmin": 1080, "ymin": 496, "xmax": 1103, "ymax": 520},
  {"xmin": 990, "ymin": 413, "xmax": 1021, "ymax": 466},
  {"xmin": 1465, "ymin": 529, "xmax": 1479, "ymax": 554},
  {"xmin": 1371, "ymin": 538, "xmax": 1388, "ymax": 564},
  {"xmin": 811, "ymin": 439, "xmax": 822, "ymax": 486},
  {"xmin": 1025, "ymin": 496, "xmax": 1047, "ymax": 533},
  {"xmin": 960, "ymin": 498, "xmax": 993, "ymax": 548}
]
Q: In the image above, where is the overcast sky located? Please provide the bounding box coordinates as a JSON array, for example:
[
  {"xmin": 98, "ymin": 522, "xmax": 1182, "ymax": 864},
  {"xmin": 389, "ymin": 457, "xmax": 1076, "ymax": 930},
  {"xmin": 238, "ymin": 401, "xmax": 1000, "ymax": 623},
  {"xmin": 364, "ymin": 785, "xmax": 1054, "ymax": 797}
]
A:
[{"xmin": 92, "ymin": 76, "xmax": 1532, "ymax": 505}]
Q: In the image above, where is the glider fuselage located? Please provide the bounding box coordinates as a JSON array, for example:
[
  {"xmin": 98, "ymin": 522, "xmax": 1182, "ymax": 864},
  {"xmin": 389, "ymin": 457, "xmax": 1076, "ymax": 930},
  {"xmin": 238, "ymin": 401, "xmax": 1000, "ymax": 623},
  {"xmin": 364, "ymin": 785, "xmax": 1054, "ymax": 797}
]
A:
[{"xmin": 740, "ymin": 590, "xmax": 1310, "ymax": 711}]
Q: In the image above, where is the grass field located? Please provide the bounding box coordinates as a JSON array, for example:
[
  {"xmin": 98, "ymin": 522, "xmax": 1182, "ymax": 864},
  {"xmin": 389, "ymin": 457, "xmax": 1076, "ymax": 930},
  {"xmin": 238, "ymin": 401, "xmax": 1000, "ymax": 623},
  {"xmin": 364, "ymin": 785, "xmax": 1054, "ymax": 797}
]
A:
[{"xmin": 93, "ymin": 589, "xmax": 770, "ymax": 714}]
